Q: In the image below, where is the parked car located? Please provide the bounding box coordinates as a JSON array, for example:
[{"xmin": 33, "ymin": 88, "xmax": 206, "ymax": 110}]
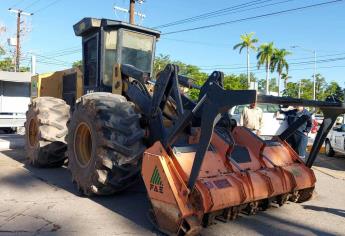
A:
[{"xmin": 325, "ymin": 124, "xmax": 345, "ymax": 156}]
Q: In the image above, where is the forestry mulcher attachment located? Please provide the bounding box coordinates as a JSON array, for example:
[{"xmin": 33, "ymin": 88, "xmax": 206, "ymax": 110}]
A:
[{"xmin": 26, "ymin": 17, "xmax": 345, "ymax": 235}]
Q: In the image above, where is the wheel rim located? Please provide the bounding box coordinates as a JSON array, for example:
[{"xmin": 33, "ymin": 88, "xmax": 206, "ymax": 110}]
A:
[
  {"xmin": 74, "ymin": 122, "xmax": 92, "ymax": 167},
  {"xmin": 28, "ymin": 119, "xmax": 38, "ymax": 147}
]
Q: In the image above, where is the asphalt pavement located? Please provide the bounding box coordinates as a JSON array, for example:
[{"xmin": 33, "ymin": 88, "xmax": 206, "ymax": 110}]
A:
[{"xmin": 0, "ymin": 139, "xmax": 345, "ymax": 235}]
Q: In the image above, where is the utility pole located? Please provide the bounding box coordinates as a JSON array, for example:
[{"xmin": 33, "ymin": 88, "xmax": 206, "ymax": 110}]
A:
[
  {"xmin": 129, "ymin": 0, "xmax": 136, "ymax": 24},
  {"xmin": 31, "ymin": 54, "xmax": 36, "ymax": 75},
  {"xmin": 298, "ymin": 80, "xmax": 302, "ymax": 98},
  {"xmin": 114, "ymin": 1, "xmax": 146, "ymax": 25},
  {"xmin": 313, "ymin": 50, "xmax": 317, "ymax": 100},
  {"xmin": 291, "ymin": 45, "xmax": 317, "ymax": 100},
  {"xmin": 8, "ymin": 8, "xmax": 33, "ymax": 72}
]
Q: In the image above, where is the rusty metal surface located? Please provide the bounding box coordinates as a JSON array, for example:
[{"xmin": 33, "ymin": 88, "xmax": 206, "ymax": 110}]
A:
[{"xmin": 143, "ymin": 125, "xmax": 317, "ymax": 235}]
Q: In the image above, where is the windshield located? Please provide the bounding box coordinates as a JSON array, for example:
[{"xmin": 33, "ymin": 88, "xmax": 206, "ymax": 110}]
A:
[{"xmin": 121, "ymin": 30, "xmax": 154, "ymax": 73}]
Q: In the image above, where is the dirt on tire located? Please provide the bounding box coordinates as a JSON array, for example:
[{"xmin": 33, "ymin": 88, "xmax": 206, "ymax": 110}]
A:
[
  {"xmin": 25, "ymin": 97, "xmax": 70, "ymax": 167},
  {"xmin": 67, "ymin": 92, "xmax": 145, "ymax": 196}
]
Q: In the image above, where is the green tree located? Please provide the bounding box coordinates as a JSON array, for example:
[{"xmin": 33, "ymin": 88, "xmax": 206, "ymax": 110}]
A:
[
  {"xmin": 0, "ymin": 58, "xmax": 14, "ymax": 71},
  {"xmin": 281, "ymin": 73, "xmax": 291, "ymax": 89},
  {"xmin": 257, "ymin": 42, "xmax": 275, "ymax": 94},
  {"xmin": 314, "ymin": 74, "xmax": 327, "ymax": 100},
  {"xmin": 233, "ymin": 32, "xmax": 258, "ymax": 87},
  {"xmin": 283, "ymin": 82, "xmax": 299, "ymax": 98},
  {"xmin": 0, "ymin": 57, "xmax": 30, "ymax": 72},
  {"xmin": 19, "ymin": 66, "xmax": 30, "ymax": 72},
  {"xmin": 258, "ymin": 78, "xmax": 278, "ymax": 93},
  {"xmin": 299, "ymin": 79, "xmax": 313, "ymax": 99},
  {"xmin": 324, "ymin": 81, "xmax": 344, "ymax": 100},
  {"xmin": 223, "ymin": 73, "xmax": 249, "ymax": 90},
  {"xmin": 72, "ymin": 60, "xmax": 82, "ymax": 71},
  {"xmin": 270, "ymin": 48, "xmax": 291, "ymax": 96},
  {"xmin": 153, "ymin": 54, "xmax": 172, "ymax": 78},
  {"xmin": 153, "ymin": 54, "xmax": 208, "ymax": 100},
  {"xmin": 269, "ymin": 77, "xmax": 279, "ymax": 93}
]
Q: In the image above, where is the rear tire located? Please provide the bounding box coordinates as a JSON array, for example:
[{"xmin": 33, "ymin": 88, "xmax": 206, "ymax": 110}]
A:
[
  {"xmin": 325, "ymin": 140, "xmax": 335, "ymax": 157},
  {"xmin": 25, "ymin": 97, "xmax": 70, "ymax": 167},
  {"xmin": 67, "ymin": 93, "xmax": 145, "ymax": 196}
]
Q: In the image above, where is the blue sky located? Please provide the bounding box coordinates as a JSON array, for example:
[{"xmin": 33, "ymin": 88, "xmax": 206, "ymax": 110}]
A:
[{"xmin": 0, "ymin": 0, "xmax": 344, "ymax": 86}]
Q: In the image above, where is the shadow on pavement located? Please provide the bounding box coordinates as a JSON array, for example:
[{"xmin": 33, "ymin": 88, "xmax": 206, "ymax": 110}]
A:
[
  {"xmin": 1, "ymin": 149, "xmax": 157, "ymax": 234},
  {"xmin": 312, "ymin": 153, "xmax": 345, "ymax": 172},
  {"xmin": 303, "ymin": 205, "xmax": 345, "ymax": 218},
  {"xmin": 227, "ymin": 211, "xmax": 338, "ymax": 236}
]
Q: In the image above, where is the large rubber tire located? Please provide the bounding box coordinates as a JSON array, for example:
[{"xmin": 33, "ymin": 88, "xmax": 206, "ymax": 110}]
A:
[
  {"xmin": 67, "ymin": 93, "xmax": 145, "ymax": 196},
  {"xmin": 325, "ymin": 139, "xmax": 335, "ymax": 157},
  {"xmin": 25, "ymin": 97, "xmax": 70, "ymax": 167}
]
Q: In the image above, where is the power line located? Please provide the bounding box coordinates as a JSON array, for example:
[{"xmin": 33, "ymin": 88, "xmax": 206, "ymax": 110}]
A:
[
  {"xmin": 39, "ymin": 45, "xmax": 80, "ymax": 55},
  {"xmin": 154, "ymin": 0, "xmax": 274, "ymax": 28},
  {"xmin": 10, "ymin": 0, "xmax": 27, "ymax": 9},
  {"xmin": 160, "ymin": 37, "xmax": 231, "ymax": 47},
  {"xmin": 200, "ymin": 65, "xmax": 345, "ymax": 76},
  {"xmin": 33, "ymin": 0, "xmax": 63, "ymax": 14},
  {"xmin": 21, "ymin": 55, "xmax": 71, "ymax": 66},
  {"xmin": 160, "ymin": 38, "xmax": 345, "ymax": 62},
  {"xmin": 35, "ymin": 53, "xmax": 73, "ymax": 64},
  {"xmin": 198, "ymin": 56, "xmax": 345, "ymax": 71},
  {"xmin": 192, "ymin": 52, "xmax": 345, "ymax": 69},
  {"xmin": 156, "ymin": 0, "xmax": 295, "ymax": 29},
  {"xmin": 44, "ymin": 49, "xmax": 81, "ymax": 57},
  {"xmin": 163, "ymin": 0, "xmax": 344, "ymax": 35},
  {"xmin": 23, "ymin": 0, "xmax": 42, "ymax": 10},
  {"xmin": 30, "ymin": 47, "xmax": 81, "ymax": 59}
]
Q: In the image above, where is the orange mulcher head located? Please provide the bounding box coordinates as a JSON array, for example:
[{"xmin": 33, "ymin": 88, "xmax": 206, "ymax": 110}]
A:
[
  {"xmin": 141, "ymin": 80, "xmax": 344, "ymax": 235},
  {"xmin": 142, "ymin": 126, "xmax": 315, "ymax": 235}
]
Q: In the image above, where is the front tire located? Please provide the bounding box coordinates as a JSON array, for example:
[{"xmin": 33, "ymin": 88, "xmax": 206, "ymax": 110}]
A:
[
  {"xmin": 67, "ymin": 93, "xmax": 145, "ymax": 196},
  {"xmin": 325, "ymin": 139, "xmax": 335, "ymax": 157},
  {"xmin": 25, "ymin": 97, "xmax": 70, "ymax": 167}
]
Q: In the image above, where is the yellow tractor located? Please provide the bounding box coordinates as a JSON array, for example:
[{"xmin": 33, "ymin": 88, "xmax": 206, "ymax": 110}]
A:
[
  {"xmin": 27, "ymin": 18, "xmax": 160, "ymax": 194},
  {"xmin": 25, "ymin": 17, "xmax": 345, "ymax": 235}
]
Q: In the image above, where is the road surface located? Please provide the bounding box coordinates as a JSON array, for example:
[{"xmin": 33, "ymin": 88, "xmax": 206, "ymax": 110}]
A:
[{"xmin": 0, "ymin": 148, "xmax": 344, "ymax": 236}]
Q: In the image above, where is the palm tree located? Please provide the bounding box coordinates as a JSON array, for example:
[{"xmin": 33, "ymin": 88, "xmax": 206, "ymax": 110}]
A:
[
  {"xmin": 271, "ymin": 48, "xmax": 291, "ymax": 96},
  {"xmin": 281, "ymin": 73, "xmax": 291, "ymax": 89},
  {"xmin": 257, "ymin": 42, "xmax": 275, "ymax": 95},
  {"xmin": 233, "ymin": 32, "xmax": 258, "ymax": 88}
]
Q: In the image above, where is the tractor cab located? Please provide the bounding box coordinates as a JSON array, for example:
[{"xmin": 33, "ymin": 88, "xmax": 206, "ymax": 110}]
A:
[{"xmin": 74, "ymin": 18, "xmax": 160, "ymax": 93}]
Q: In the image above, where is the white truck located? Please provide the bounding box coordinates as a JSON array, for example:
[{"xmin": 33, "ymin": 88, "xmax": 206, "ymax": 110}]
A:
[
  {"xmin": 0, "ymin": 71, "xmax": 31, "ymax": 133},
  {"xmin": 325, "ymin": 123, "xmax": 345, "ymax": 156},
  {"xmin": 229, "ymin": 104, "xmax": 287, "ymax": 138},
  {"xmin": 230, "ymin": 104, "xmax": 318, "ymax": 144}
]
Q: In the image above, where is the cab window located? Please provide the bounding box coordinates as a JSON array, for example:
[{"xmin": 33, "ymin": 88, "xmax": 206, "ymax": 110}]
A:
[
  {"xmin": 83, "ymin": 36, "xmax": 98, "ymax": 87},
  {"xmin": 103, "ymin": 30, "xmax": 117, "ymax": 86}
]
